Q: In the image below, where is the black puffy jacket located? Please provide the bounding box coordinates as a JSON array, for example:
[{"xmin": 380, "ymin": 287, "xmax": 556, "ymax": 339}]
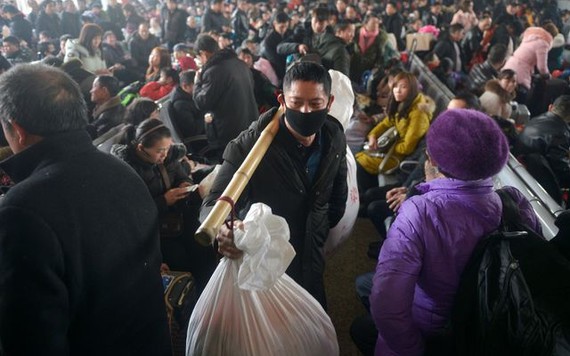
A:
[
  {"xmin": 515, "ymin": 112, "xmax": 570, "ymax": 188},
  {"xmin": 193, "ymin": 49, "xmax": 258, "ymax": 151}
]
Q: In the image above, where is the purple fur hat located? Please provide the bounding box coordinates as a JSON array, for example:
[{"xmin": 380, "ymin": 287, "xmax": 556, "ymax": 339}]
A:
[{"xmin": 426, "ymin": 109, "xmax": 509, "ymax": 181}]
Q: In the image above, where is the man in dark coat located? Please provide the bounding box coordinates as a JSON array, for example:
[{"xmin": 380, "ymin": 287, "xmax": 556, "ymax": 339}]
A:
[
  {"xmin": 128, "ymin": 22, "xmax": 160, "ymax": 76},
  {"xmin": 207, "ymin": 62, "xmax": 348, "ymax": 308},
  {"xmin": 383, "ymin": 1, "xmax": 404, "ymax": 51},
  {"xmin": 0, "ymin": 64, "xmax": 171, "ymax": 356},
  {"xmin": 2, "ymin": 5, "xmax": 33, "ymax": 46},
  {"xmin": 468, "ymin": 43, "xmax": 507, "ymax": 95},
  {"xmin": 35, "ymin": 0, "xmax": 61, "ymax": 38},
  {"xmin": 461, "ymin": 14, "xmax": 492, "ymax": 68},
  {"xmin": 515, "ymin": 95, "xmax": 570, "ymax": 196},
  {"xmin": 89, "ymin": 75, "xmax": 125, "ymax": 138},
  {"xmin": 434, "ymin": 23, "xmax": 466, "ymax": 74},
  {"xmin": 260, "ymin": 11, "xmax": 291, "ymax": 85},
  {"xmin": 231, "ymin": 0, "xmax": 250, "ymax": 48},
  {"xmin": 161, "ymin": 0, "xmax": 187, "ymax": 51},
  {"xmin": 277, "ymin": 7, "xmax": 350, "ymax": 76},
  {"xmin": 201, "ymin": 0, "xmax": 229, "ymax": 34},
  {"xmin": 61, "ymin": 0, "xmax": 82, "ymax": 38},
  {"xmin": 169, "ymin": 70, "xmax": 204, "ymax": 139},
  {"xmin": 193, "ymin": 34, "xmax": 257, "ymax": 163}
]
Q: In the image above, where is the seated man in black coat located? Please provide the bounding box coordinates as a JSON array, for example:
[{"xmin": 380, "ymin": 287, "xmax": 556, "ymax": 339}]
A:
[
  {"xmin": 88, "ymin": 74, "xmax": 125, "ymax": 139},
  {"xmin": 169, "ymin": 70, "xmax": 204, "ymax": 139},
  {"xmin": 515, "ymin": 95, "xmax": 570, "ymax": 200},
  {"xmin": 0, "ymin": 64, "xmax": 170, "ymax": 355}
]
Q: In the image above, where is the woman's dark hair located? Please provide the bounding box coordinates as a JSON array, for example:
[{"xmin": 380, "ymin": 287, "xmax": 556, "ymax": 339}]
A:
[
  {"xmin": 386, "ymin": 71, "xmax": 420, "ymax": 119},
  {"xmin": 129, "ymin": 118, "xmax": 171, "ymax": 148},
  {"xmin": 78, "ymin": 23, "xmax": 103, "ymax": 56},
  {"xmin": 498, "ymin": 69, "xmax": 516, "ymax": 80},
  {"xmin": 124, "ymin": 98, "xmax": 158, "ymax": 126},
  {"xmin": 160, "ymin": 67, "xmax": 179, "ymax": 84}
]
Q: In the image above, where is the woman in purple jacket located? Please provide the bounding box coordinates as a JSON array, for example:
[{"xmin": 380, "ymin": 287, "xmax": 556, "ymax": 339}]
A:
[{"xmin": 370, "ymin": 109, "xmax": 541, "ymax": 355}]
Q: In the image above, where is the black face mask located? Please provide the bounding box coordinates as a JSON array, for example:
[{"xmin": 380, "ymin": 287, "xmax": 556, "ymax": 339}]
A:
[{"xmin": 285, "ymin": 106, "xmax": 328, "ymax": 137}]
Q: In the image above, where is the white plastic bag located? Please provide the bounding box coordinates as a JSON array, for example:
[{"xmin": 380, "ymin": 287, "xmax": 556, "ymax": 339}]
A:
[
  {"xmin": 325, "ymin": 148, "xmax": 359, "ymax": 256},
  {"xmin": 186, "ymin": 203, "xmax": 339, "ymax": 356},
  {"xmin": 328, "ymin": 69, "xmax": 354, "ymax": 131}
]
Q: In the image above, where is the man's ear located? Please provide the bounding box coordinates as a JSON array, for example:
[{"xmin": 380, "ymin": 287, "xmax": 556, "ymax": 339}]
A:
[
  {"xmin": 327, "ymin": 94, "xmax": 335, "ymax": 111},
  {"xmin": 10, "ymin": 121, "xmax": 28, "ymax": 146},
  {"xmin": 277, "ymin": 93, "xmax": 285, "ymax": 106}
]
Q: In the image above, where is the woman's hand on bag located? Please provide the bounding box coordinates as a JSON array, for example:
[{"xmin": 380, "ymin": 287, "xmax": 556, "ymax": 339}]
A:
[
  {"xmin": 164, "ymin": 187, "xmax": 189, "ymax": 206},
  {"xmin": 367, "ymin": 136, "xmax": 378, "ymax": 151},
  {"xmin": 216, "ymin": 221, "xmax": 244, "ymax": 259},
  {"xmin": 386, "ymin": 187, "xmax": 407, "ymax": 212}
]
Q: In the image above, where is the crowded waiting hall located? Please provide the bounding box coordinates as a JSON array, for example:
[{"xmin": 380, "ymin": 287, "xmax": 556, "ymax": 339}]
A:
[{"xmin": 0, "ymin": 0, "xmax": 570, "ymax": 354}]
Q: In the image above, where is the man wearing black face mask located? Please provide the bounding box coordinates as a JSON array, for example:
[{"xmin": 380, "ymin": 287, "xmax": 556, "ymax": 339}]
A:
[{"xmin": 201, "ymin": 61, "xmax": 348, "ymax": 309}]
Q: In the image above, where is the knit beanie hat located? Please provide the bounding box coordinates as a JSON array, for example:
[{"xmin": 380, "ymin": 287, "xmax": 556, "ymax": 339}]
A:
[{"xmin": 426, "ymin": 109, "xmax": 509, "ymax": 180}]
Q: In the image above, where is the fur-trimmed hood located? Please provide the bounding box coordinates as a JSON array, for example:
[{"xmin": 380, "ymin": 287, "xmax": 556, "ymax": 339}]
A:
[
  {"xmin": 484, "ymin": 79, "xmax": 515, "ymax": 103},
  {"xmin": 416, "ymin": 93, "xmax": 437, "ymax": 119}
]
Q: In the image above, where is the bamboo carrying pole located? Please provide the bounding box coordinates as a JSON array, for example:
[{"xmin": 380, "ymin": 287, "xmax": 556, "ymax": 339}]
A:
[{"xmin": 195, "ymin": 107, "xmax": 284, "ymax": 246}]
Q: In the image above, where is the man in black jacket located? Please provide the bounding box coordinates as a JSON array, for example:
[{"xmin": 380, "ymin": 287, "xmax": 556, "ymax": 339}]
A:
[
  {"xmin": 468, "ymin": 43, "xmax": 507, "ymax": 95},
  {"xmin": 0, "ymin": 64, "xmax": 170, "ymax": 356},
  {"xmin": 193, "ymin": 34, "xmax": 257, "ymax": 163},
  {"xmin": 232, "ymin": 0, "xmax": 250, "ymax": 48},
  {"xmin": 89, "ymin": 75, "xmax": 125, "ymax": 138},
  {"xmin": 383, "ymin": 1, "xmax": 404, "ymax": 51},
  {"xmin": 169, "ymin": 70, "xmax": 204, "ymax": 139},
  {"xmin": 434, "ymin": 23, "xmax": 466, "ymax": 74},
  {"xmin": 260, "ymin": 11, "xmax": 291, "ymax": 85},
  {"xmin": 161, "ymin": 0, "xmax": 186, "ymax": 51},
  {"xmin": 201, "ymin": 0, "xmax": 229, "ymax": 34},
  {"xmin": 35, "ymin": 0, "xmax": 61, "ymax": 39},
  {"xmin": 1, "ymin": 5, "xmax": 33, "ymax": 46},
  {"xmin": 207, "ymin": 62, "xmax": 348, "ymax": 308},
  {"xmin": 516, "ymin": 95, "xmax": 570, "ymax": 196},
  {"xmin": 461, "ymin": 14, "xmax": 492, "ymax": 67},
  {"xmin": 128, "ymin": 22, "xmax": 160, "ymax": 76},
  {"xmin": 277, "ymin": 7, "xmax": 350, "ymax": 76}
]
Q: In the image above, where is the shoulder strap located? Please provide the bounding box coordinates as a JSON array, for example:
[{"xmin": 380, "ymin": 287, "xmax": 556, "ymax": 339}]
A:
[
  {"xmin": 158, "ymin": 164, "xmax": 171, "ymax": 191},
  {"xmin": 496, "ymin": 188, "xmax": 522, "ymax": 231}
]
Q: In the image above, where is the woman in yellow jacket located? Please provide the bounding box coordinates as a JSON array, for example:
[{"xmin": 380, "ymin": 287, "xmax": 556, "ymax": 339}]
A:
[{"xmin": 356, "ymin": 71, "xmax": 434, "ymax": 192}]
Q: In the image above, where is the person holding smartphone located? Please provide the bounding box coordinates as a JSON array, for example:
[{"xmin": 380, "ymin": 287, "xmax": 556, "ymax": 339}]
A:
[{"xmin": 111, "ymin": 118, "xmax": 216, "ymax": 290}]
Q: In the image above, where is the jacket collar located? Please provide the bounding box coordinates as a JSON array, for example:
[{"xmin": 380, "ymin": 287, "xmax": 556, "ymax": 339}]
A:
[
  {"xmin": 415, "ymin": 177, "xmax": 495, "ymax": 195},
  {"xmin": 92, "ymin": 96, "xmax": 122, "ymax": 118},
  {"xmin": 0, "ymin": 130, "xmax": 94, "ymax": 184},
  {"xmin": 202, "ymin": 48, "xmax": 237, "ymax": 73}
]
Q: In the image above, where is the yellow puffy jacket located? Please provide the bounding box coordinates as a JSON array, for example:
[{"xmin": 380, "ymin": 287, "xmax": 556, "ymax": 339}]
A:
[{"xmin": 356, "ymin": 93, "xmax": 435, "ymax": 175}]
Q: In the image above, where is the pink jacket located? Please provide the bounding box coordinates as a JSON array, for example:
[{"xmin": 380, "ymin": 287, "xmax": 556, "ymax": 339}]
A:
[{"xmin": 503, "ymin": 27, "xmax": 553, "ymax": 89}]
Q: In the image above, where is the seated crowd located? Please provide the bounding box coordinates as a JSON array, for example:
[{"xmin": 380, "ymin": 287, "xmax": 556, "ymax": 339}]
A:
[{"xmin": 1, "ymin": 0, "xmax": 570, "ymax": 354}]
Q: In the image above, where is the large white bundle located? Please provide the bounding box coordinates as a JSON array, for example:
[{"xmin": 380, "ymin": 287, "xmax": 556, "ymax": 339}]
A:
[
  {"xmin": 186, "ymin": 203, "xmax": 339, "ymax": 356},
  {"xmin": 325, "ymin": 148, "xmax": 359, "ymax": 256}
]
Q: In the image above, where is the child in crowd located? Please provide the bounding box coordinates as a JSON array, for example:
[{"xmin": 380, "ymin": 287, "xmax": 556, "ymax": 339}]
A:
[
  {"xmin": 172, "ymin": 43, "xmax": 197, "ymax": 71},
  {"xmin": 139, "ymin": 67, "xmax": 178, "ymax": 100}
]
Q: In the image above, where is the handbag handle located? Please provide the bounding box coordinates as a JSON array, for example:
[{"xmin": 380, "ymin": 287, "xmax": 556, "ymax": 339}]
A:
[{"xmin": 158, "ymin": 164, "xmax": 171, "ymax": 191}]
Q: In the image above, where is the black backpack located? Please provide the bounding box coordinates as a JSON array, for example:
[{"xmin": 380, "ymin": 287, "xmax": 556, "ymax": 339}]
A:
[{"xmin": 451, "ymin": 189, "xmax": 570, "ymax": 356}]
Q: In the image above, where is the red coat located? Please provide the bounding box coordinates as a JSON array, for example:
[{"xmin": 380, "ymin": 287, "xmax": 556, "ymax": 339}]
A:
[{"xmin": 139, "ymin": 81, "xmax": 176, "ymax": 101}]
